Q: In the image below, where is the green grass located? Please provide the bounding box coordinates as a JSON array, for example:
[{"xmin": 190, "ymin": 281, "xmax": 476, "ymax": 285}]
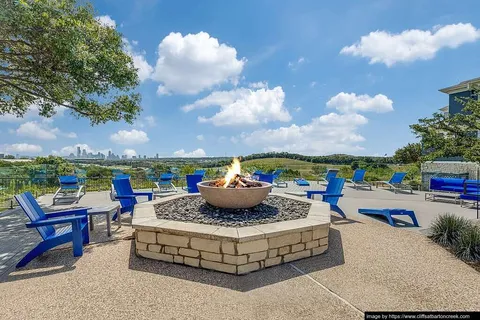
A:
[{"xmin": 240, "ymin": 158, "xmax": 416, "ymax": 182}]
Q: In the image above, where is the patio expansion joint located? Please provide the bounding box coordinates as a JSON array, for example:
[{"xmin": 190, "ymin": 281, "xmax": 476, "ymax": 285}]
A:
[{"xmin": 288, "ymin": 263, "xmax": 364, "ymax": 317}]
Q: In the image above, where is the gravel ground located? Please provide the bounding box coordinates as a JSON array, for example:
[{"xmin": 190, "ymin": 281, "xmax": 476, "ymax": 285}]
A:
[{"xmin": 154, "ymin": 195, "xmax": 311, "ymax": 227}]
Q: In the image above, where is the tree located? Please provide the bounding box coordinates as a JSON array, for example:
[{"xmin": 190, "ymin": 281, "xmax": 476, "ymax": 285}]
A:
[
  {"xmin": 0, "ymin": 0, "xmax": 141, "ymax": 124},
  {"xmin": 410, "ymin": 90, "xmax": 480, "ymax": 162},
  {"xmin": 393, "ymin": 143, "xmax": 422, "ymax": 164}
]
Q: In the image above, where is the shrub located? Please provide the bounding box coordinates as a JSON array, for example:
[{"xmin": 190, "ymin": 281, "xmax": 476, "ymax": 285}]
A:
[
  {"xmin": 454, "ymin": 225, "xmax": 480, "ymax": 262},
  {"xmin": 430, "ymin": 213, "xmax": 471, "ymax": 247}
]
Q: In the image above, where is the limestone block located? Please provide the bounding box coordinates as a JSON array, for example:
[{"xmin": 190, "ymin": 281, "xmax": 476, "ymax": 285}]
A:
[
  {"xmin": 137, "ymin": 250, "xmax": 173, "ymax": 263},
  {"xmin": 190, "ymin": 238, "xmax": 221, "ymax": 253},
  {"xmin": 265, "ymin": 256, "xmax": 282, "ymax": 267},
  {"xmin": 223, "ymin": 254, "xmax": 248, "ymax": 265},
  {"xmin": 179, "ymin": 248, "xmax": 200, "ymax": 258},
  {"xmin": 237, "ymin": 239, "xmax": 268, "ymax": 255},
  {"xmin": 237, "ymin": 262, "xmax": 260, "ymax": 275},
  {"xmin": 301, "ymin": 231, "xmax": 313, "ymax": 243},
  {"xmin": 201, "ymin": 260, "xmax": 236, "ymax": 274},
  {"xmin": 148, "ymin": 244, "xmax": 162, "ymax": 253},
  {"xmin": 268, "ymin": 233, "xmax": 301, "ymax": 249},
  {"xmin": 157, "ymin": 233, "xmax": 189, "ymax": 248},
  {"xmin": 248, "ymin": 251, "xmax": 267, "ymax": 262},
  {"xmin": 137, "ymin": 231, "xmax": 156, "ymax": 244},
  {"xmin": 283, "ymin": 249, "xmax": 311, "ymax": 262},
  {"xmin": 201, "ymin": 251, "xmax": 223, "ymax": 262}
]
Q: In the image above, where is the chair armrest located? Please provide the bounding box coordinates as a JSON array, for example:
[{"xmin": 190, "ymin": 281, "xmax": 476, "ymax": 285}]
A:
[
  {"xmin": 321, "ymin": 193, "xmax": 344, "ymax": 198},
  {"xmin": 133, "ymin": 192, "xmax": 154, "ymax": 201},
  {"xmin": 115, "ymin": 195, "xmax": 137, "ymax": 199},
  {"xmin": 46, "ymin": 208, "xmax": 89, "ymax": 218},
  {"xmin": 26, "ymin": 216, "xmax": 85, "ymax": 228},
  {"xmin": 306, "ymin": 190, "xmax": 327, "ymax": 199}
]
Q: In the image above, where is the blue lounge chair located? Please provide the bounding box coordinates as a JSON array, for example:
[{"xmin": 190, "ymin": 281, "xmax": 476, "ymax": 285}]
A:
[
  {"xmin": 381, "ymin": 172, "xmax": 412, "ymax": 194},
  {"xmin": 358, "ymin": 208, "xmax": 419, "ymax": 227},
  {"xmin": 257, "ymin": 173, "xmax": 274, "ymax": 184},
  {"xmin": 110, "ymin": 174, "xmax": 131, "ymax": 201},
  {"xmin": 52, "ymin": 175, "xmax": 85, "ymax": 205},
  {"xmin": 194, "ymin": 169, "xmax": 206, "ymax": 177},
  {"xmin": 185, "ymin": 174, "xmax": 203, "ymax": 193},
  {"xmin": 294, "ymin": 178, "xmax": 310, "ymax": 186},
  {"xmin": 14, "ymin": 192, "xmax": 89, "ymax": 267},
  {"xmin": 112, "ymin": 178, "xmax": 154, "ymax": 220},
  {"xmin": 272, "ymin": 169, "xmax": 288, "ymax": 187},
  {"xmin": 319, "ymin": 169, "xmax": 339, "ymax": 184},
  {"xmin": 154, "ymin": 173, "xmax": 177, "ymax": 193},
  {"xmin": 306, "ymin": 178, "xmax": 346, "ymax": 218},
  {"xmin": 347, "ymin": 169, "xmax": 371, "ymax": 190}
]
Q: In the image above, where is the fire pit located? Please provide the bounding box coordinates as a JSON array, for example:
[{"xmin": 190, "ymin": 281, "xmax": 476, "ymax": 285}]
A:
[{"xmin": 197, "ymin": 158, "xmax": 272, "ymax": 209}]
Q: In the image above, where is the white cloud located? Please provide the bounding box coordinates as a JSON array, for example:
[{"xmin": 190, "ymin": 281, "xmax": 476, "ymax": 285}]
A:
[
  {"xmin": 151, "ymin": 32, "xmax": 246, "ymax": 95},
  {"xmin": 239, "ymin": 113, "xmax": 368, "ymax": 155},
  {"xmin": 52, "ymin": 144, "xmax": 111, "ymax": 156},
  {"xmin": 183, "ymin": 86, "xmax": 291, "ymax": 126},
  {"xmin": 16, "ymin": 121, "xmax": 77, "ymax": 140},
  {"xmin": 110, "ymin": 129, "xmax": 149, "ymax": 145},
  {"xmin": 326, "ymin": 92, "xmax": 394, "ymax": 113},
  {"xmin": 145, "ymin": 116, "xmax": 156, "ymax": 127},
  {"xmin": 123, "ymin": 39, "xmax": 153, "ymax": 82},
  {"xmin": 310, "ymin": 81, "xmax": 317, "ymax": 88},
  {"xmin": 196, "ymin": 134, "xmax": 204, "ymax": 141},
  {"xmin": 248, "ymin": 81, "xmax": 268, "ymax": 89},
  {"xmin": 3, "ymin": 143, "xmax": 42, "ymax": 154},
  {"xmin": 0, "ymin": 104, "xmax": 66, "ymax": 123},
  {"xmin": 288, "ymin": 56, "xmax": 306, "ymax": 70},
  {"xmin": 293, "ymin": 106, "xmax": 302, "ymax": 112},
  {"xmin": 230, "ymin": 136, "xmax": 239, "ymax": 144},
  {"xmin": 173, "ymin": 148, "xmax": 207, "ymax": 157},
  {"xmin": 340, "ymin": 23, "xmax": 480, "ymax": 66},
  {"xmin": 123, "ymin": 149, "xmax": 137, "ymax": 158},
  {"xmin": 134, "ymin": 116, "xmax": 156, "ymax": 128},
  {"xmin": 95, "ymin": 15, "xmax": 116, "ymax": 28}
]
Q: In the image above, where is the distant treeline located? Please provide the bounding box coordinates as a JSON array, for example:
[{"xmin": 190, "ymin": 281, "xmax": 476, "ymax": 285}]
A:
[{"xmin": 239, "ymin": 152, "xmax": 394, "ymax": 165}]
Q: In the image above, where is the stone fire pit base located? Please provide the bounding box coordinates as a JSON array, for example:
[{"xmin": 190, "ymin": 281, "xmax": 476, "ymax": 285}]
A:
[{"xmin": 132, "ymin": 194, "xmax": 330, "ymax": 275}]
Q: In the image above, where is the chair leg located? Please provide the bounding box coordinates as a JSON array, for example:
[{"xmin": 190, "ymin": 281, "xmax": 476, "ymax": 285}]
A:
[
  {"xmin": 71, "ymin": 220, "xmax": 84, "ymax": 257},
  {"xmin": 406, "ymin": 211, "xmax": 419, "ymax": 227},
  {"xmin": 384, "ymin": 211, "xmax": 396, "ymax": 226},
  {"xmin": 16, "ymin": 242, "xmax": 51, "ymax": 268},
  {"xmin": 82, "ymin": 225, "xmax": 90, "ymax": 244},
  {"xmin": 331, "ymin": 205, "xmax": 346, "ymax": 218}
]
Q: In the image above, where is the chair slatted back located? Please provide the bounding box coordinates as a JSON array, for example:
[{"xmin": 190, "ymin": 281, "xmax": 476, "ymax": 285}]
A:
[
  {"xmin": 325, "ymin": 169, "xmax": 339, "ymax": 182},
  {"xmin": 257, "ymin": 173, "xmax": 274, "ymax": 184},
  {"xmin": 352, "ymin": 169, "xmax": 366, "ymax": 182},
  {"xmin": 272, "ymin": 169, "xmax": 284, "ymax": 179},
  {"xmin": 112, "ymin": 178, "xmax": 137, "ymax": 209},
  {"xmin": 58, "ymin": 176, "xmax": 78, "ymax": 185},
  {"xmin": 160, "ymin": 173, "xmax": 174, "ymax": 181},
  {"xmin": 389, "ymin": 172, "xmax": 407, "ymax": 184},
  {"xmin": 193, "ymin": 170, "xmax": 206, "ymax": 177},
  {"xmin": 14, "ymin": 192, "xmax": 54, "ymax": 240},
  {"xmin": 186, "ymin": 174, "xmax": 203, "ymax": 193},
  {"xmin": 324, "ymin": 178, "xmax": 345, "ymax": 206}
]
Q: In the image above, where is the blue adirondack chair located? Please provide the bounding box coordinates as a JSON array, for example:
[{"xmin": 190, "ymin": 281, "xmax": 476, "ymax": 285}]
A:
[
  {"xmin": 306, "ymin": 178, "xmax": 346, "ymax": 218},
  {"xmin": 112, "ymin": 178, "xmax": 154, "ymax": 220},
  {"xmin": 381, "ymin": 172, "xmax": 412, "ymax": 194},
  {"xmin": 358, "ymin": 208, "xmax": 419, "ymax": 227},
  {"xmin": 272, "ymin": 169, "xmax": 288, "ymax": 187},
  {"xmin": 14, "ymin": 192, "xmax": 89, "ymax": 267},
  {"xmin": 154, "ymin": 173, "xmax": 177, "ymax": 193},
  {"xmin": 185, "ymin": 174, "xmax": 203, "ymax": 193},
  {"xmin": 257, "ymin": 173, "xmax": 274, "ymax": 184},
  {"xmin": 346, "ymin": 169, "xmax": 372, "ymax": 190},
  {"xmin": 52, "ymin": 175, "xmax": 85, "ymax": 205}
]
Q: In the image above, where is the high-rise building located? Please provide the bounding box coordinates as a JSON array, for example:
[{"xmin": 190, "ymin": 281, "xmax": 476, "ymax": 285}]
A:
[
  {"xmin": 82, "ymin": 149, "xmax": 87, "ymax": 157},
  {"xmin": 77, "ymin": 146, "xmax": 81, "ymax": 158}
]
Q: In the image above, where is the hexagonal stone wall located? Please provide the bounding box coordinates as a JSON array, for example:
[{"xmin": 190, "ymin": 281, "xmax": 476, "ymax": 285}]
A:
[{"xmin": 132, "ymin": 194, "xmax": 330, "ymax": 275}]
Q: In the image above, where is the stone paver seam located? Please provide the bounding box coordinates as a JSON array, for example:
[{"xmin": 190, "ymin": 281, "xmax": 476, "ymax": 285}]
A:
[{"xmin": 289, "ymin": 263, "xmax": 364, "ymax": 317}]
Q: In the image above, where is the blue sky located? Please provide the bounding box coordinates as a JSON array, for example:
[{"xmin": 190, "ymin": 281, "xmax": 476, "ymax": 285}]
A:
[{"xmin": 1, "ymin": 0, "xmax": 480, "ymax": 158}]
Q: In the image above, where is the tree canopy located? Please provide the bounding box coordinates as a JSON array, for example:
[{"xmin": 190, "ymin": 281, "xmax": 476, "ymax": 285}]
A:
[
  {"xmin": 393, "ymin": 142, "xmax": 422, "ymax": 164},
  {"xmin": 410, "ymin": 89, "xmax": 480, "ymax": 162},
  {"xmin": 0, "ymin": 0, "xmax": 141, "ymax": 124}
]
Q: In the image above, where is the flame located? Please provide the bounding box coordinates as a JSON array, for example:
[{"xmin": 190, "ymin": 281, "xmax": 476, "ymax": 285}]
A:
[{"xmin": 222, "ymin": 157, "xmax": 241, "ymax": 188}]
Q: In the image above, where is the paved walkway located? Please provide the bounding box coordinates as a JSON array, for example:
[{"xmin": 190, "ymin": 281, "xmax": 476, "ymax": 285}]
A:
[{"xmin": 0, "ymin": 182, "xmax": 478, "ymax": 318}]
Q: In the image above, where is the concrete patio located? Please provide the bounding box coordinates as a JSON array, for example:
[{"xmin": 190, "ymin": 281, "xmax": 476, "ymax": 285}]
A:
[{"xmin": 0, "ymin": 181, "xmax": 479, "ymax": 319}]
